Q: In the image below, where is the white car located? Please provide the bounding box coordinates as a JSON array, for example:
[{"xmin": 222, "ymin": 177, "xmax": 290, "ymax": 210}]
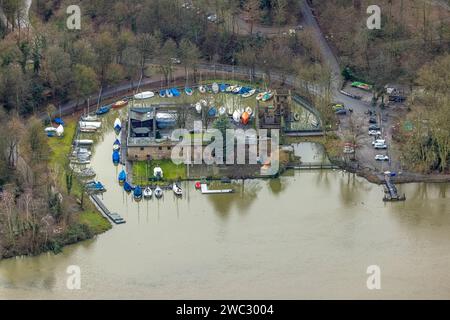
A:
[
  {"xmin": 372, "ymin": 139, "xmax": 386, "ymax": 146},
  {"xmin": 375, "ymin": 155, "xmax": 389, "ymax": 161},
  {"xmin": 374, "ymin": 143, "xmax": 388, "ymax": 149},
  {"xmin": 369, "ymin": 130, "xmax": 381, "ymax": 136}
]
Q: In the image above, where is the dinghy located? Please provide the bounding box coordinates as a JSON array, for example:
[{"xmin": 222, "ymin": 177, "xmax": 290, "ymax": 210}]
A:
[
  {"xmin": 226, "ymin": 85, "xmax": 235, "ymax": 93},
  {"xmin": 143, "ymin": 187, "xmax": 152, "ymax": 199},
  {"xmin": 96, "ymin": 105, "xmax": 111, "ymax": 115},
  {"xmin": 79, "ymin": 126, "xmax": 97, "ymax": 133},
  {"xmin": 118, "ymin": 170, "xmax": 127, "ymax": 184},
  {"xmin": 45, "ymin": 127, "xmax": 57, "ymax": 133},
  {"xmin": 114, "ymin": 119, "xmax": 122, "ymax": 131},
  {"xmin": 198, "ymin": 85, "xmax": 206, "ymax": 94},
  {"xmin": 159, "ymin": 90, "xmax": 166, "ymax": 98},
  {"xmin": 172, "ymin": 184, "xmax": 182, "ymax": 196},
  {"xmin": 195, "ymin": 102, "xmax": 202, "ymax": 114},
  {"xmin": 218, "ymin": 106, "xmax": 226, "ymax": 116},
  {"xmin": 261, "ymin": 92, "xmax": 274, "ymax": 102},
  {"xmin": 154, "ymin": 166, "xmax": 163, "ymax": 180},
  {"xmin": 77, "ymin": 168, "xmax": 96, "ymax": 179},
  {"xmin": 256, "ymin": 92, "xmax": 265, "ymax": 101},
  {"xmin": 245, "ymin": 107, "xmax": 253, "ymax": 116},
  {"xmin": 112, "ymin": 100, "xmax": 128, "ymax": 109},
  {"xmin": 232, "ymin": 86, "xmax": 242, "ymax": 94},
  {"xmin": 133, "ymin": 186, "xmax": 143, "ymax": 201},
  {"xmin": 134, "ymin": 91, "xmax": 154, "ymax": 100},
  {"xmin": 212, "ymin": 83, "xmax": 219, "ymax": 94},
  {"xmin": 200, "ymin": 99, "xmax": 207, "ymax": 107},
  {"xmin": 242, "ymin": 89, "xmax": 256, "ymax": 98},
  {"xmin": 54, "ymin": 118, "xmax": 65, "ymax": 126},
  {"xmin": 112, "ymin": 150, "xmax": 120, "ymax": 165},
  {"xmin": 85, "ymin": 181, "xmax": 106, "ymax": 193},
  {"xmin": 154, "ymin": 186, "xmax": 163, "ymax": 199},
  {"xmin": 165, "ymin": 89, "xmax": 174, "ymax": 98},
  {"xmin": 185, "ymin": 87, "xmax": 193, "ymax": 96},
  {"xmin": 241, "ymin": 111, "xmax": 250, "ymax": 125},
  {"xmin": 56, "ymin": 125, "xmax": 64, "ymax": 137},
  {"xmin": 208, "ymin": 107, "xmax": 217, "ymax": 117},
  {"xmin": 233, "ymin": 110, "xmax": 241, "ymax": 123}
]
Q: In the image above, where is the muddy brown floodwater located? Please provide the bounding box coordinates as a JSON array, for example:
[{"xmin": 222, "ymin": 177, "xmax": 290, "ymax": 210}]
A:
[{"xmin": 0, "ymin": 127, "xmax": 449, "ymax": 299}]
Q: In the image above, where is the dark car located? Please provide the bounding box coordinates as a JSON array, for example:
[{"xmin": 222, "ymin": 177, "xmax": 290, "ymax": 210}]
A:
[
  {"xmin": 335, "ymin": 109, "xmax": 347, "ymax": 115},
  {"xmin": 369, "ymin": 124, "xmax": 381, "ymax": 131},
  {"xmin": 369, "ymin": 117, "xmax": 377, "ymax": 124}
]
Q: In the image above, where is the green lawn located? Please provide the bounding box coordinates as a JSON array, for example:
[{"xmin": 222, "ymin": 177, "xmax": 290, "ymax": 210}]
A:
[
  {"xmin": 47, "ymin": 117, "xmax": 112, "ymax": 233},
  {"xmin": 133, "ymin": 160, "xmax": 187, "ymax": 185}
]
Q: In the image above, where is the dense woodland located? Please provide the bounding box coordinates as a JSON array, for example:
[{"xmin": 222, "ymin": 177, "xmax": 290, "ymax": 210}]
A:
[{"xmin": 0, "ymin": 0, "xmax": 449, "ymax": 257}]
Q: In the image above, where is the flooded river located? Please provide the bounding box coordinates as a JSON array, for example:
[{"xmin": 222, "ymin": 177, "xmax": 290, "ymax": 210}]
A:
[{"xmin": 0, "ymin": 128, "xmax": 449, "ymax": 299}]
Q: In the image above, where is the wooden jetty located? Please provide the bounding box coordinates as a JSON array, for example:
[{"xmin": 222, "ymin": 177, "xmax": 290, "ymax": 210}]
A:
[
  {"xmin": 383, "ymin": 175, "xmax": 406, "ymax": 202},
  {"xmin": 90, "ymin": 194, "xmax": 126, "ymax": 224},
  {"xmin": 200, "ymin": 183, "xmax": 233, "ymax": 194}
]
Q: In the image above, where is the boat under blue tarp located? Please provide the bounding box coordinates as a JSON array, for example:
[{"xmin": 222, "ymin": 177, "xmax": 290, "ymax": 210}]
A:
[
  {"xmin": 219, "ymin": 83, "xmax": 228, "ymax": 92},
  {"xmin": 96, "ymin": 105, "xmax": 111, "ymax": 115},
  {"xmin": 170, "ymin": 88, "xmax": 181, "ymax": 97},
  {"xmin": 54, "ymin": 118, "xmax": 65, "ymax": 126},
  {"xmin": 118, "ymin": 170, "xmax": 127, "ymax": 183},
  {"xmin": 112, "ymin": 151, "xmax": 120, "ymax": 164},
  {"xmin": 133, "ymin": 186, "xmax": 143, "ymax": 200},
  {"xmin": 124, "ymin": 181, "xmax": 132, "ymax": 193},
  {"xmin": 159, "ymin": 90, "xmax": 166, "ymax": 97},
  {"xmin": 208, "ymin": 107, "xmax": 217, "ymax": 117}
]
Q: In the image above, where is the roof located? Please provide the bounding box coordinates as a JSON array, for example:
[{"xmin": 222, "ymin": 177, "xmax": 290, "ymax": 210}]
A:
[{"xmin": 129, "ymin": 107, "xmax": 154, "ymax": 122}]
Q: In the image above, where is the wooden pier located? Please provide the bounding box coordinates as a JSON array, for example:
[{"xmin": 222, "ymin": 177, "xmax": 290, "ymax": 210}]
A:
[
  {"xmin": 90, "ymin": 194, "xmax": 126, "ymax": 224},
  {"xmin": 383, "ymin": 175, "xmax": 406, "ymax": 202},
  {"xmin": 200, "ymin": 184, "xmax": 234, "ymax": 194}
]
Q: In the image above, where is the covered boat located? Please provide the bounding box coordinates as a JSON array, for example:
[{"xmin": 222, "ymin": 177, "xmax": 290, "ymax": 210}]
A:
[
  {"xmin": 256, "ymin": 92, "xmax": 265, "ymax": 101},
  {"xmin": 154, "ymin": 186, "xmax": 163, "ymax": 199},
  {"xmin": 208, "ymin": 107, "xmax": 217, "ymax": 117},
  {"xmin": 85, "ymin": 181, "xmax": 106, "ymax": 193},
  {"xmin": 124, "ymin": 181, "xmax": 132, "ymax": 193},
  {"xmin": 143, "ymin": 187, "xmax": 152, "ymax": 199},
  {"xmin": 218, "ymin": 106, "xmax": 226, "ymax": 116},
  {"xmin": 114, "ymin": 118, "xmax": 122, "ymax": 131},
  {"xmin": 53, "ymin": 118, "xmax": 65, "ymax": 126},
  {"xmin": 219, "ymin": 83, "xmax": 228, "ymax": 92},
  {"xmin": 113, "ymin": 139, "xmax": 121, "ymax": 151},
  {"xmin": 233, "ymin": 110, "xmax": 241, "ymax": 123},
  {"xmin": 232, "ymin": 86, "xmax": 242, "ymax": 94},
  {"xmin": 75, "ymin": 139, "xmax": 94, "ymax": 145},
  {"xmin": 173, "ymin": 184, "xmax": 182, "ymax": 196},
  {"xmin": 185, "ymin": 87, "xmax": 193, "ymax": 96},
  {"xmin": 134, "ymin": 91, "xmax": 154, "ymax": 100},
  {"xmin": 170, "ymin": 88, "xmax": 181, "ymax": 97},
  {"xmin": 226, "ymin": 85, "xmax": 235, "ymax": 93},
  {"xmin": 198, "ymin": 85, "xmax": 206, "ymax": 94},
  {"xmin": 96, "ymin": 105, "xmax": 111, "ymax": 115},
  {"xmin": 159, "ymin": 90, "xmax": 166, "ymax": 98},
  {"xmin": 212, "ymin": 83, "xmax": 219, "ymax": 94},
  {"xmin": 45, "ymin": 127, "xmax": 57, "ymax": 133},
  {"xmin": 154, "ymin": 166, "xmax": 163, "ymax": 179},
  {"xmin": 112, "ymin": 150, "xmax": 120, "ymax": 165},
  {"xmin": 133, "ymin": 186, "xmax": 143, "ymax": 201},
  {"xmin": 56, "ymin": 125, "xmax": 64, "ymax": 137},
  {"xmin": 118, "ymin": 169, "xmax": 127, "ymax": 184},
  {"xmin": 195, "ymin": 102, "xmax": 202, "ymax": 114},
  {"xmin": 165, "ymin": 89, "xmax": 174, "ymax": 98},
  {"xmin": 245, "ymin": 107, "xmax": 253, "ymax": 116}
]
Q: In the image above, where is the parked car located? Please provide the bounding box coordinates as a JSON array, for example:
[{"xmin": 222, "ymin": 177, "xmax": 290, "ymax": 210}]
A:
[
  {"xmin": 332, "ymin": 103, "xmax": 345, "ymax": 111},
  {"xmin": 374, "ymin": 143, "xmax": 388, "ymax": 149},
  {"xmin": 369, "ymin": 124, "xmax": 381, "ymax": 131},
  {"xmin": 369, "ymin": 117, "xmax": 377, "ymax": 124},
  {"xmin": 335, "ymin": 109, "xmax": 347, "ymax": 115},
  {"xmin": 372, "ymin": 139, "xmax": 386, "ymax": 146},
  {"xmin": 368, "ymin": 130, "xmax": 381, "ymax": 136},
  {"xmin": 375, "ymin": 155, "xmax": 389, "ymax": 161}
]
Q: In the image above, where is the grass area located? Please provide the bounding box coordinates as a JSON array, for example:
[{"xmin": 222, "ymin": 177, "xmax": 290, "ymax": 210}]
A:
[
  {"xmin": 78, "ymin": 211, "xmax": 111, "ymax": 234},
  {"xmin": 47, "ymin": 117, "xmax": 112, "ymax": 233},
  {"xmin": 133, "ymin": 160, "xmax": 187, "ymax": 185}
]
